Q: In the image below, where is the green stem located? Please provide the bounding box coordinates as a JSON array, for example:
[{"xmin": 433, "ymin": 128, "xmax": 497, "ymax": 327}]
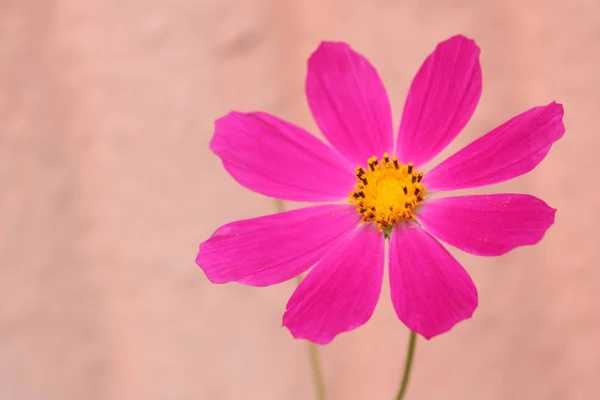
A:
[
  {"xmin": 275, "ymin": 200, "xmax": 327, "ymax": 400},
  {"xmin": 396, "ymin": 331, "xmax": 417, "ymax": 400},
  {"xmin": 308, "ymin": 338, "xmax": 327, "ymax": 400},
  {"xmin": 274, "ymin": 199, "xmax": 286, "ymax": 214},
  {"xmin": 298, "ymin": 274, "xmax": 326, "ymax": 399}
]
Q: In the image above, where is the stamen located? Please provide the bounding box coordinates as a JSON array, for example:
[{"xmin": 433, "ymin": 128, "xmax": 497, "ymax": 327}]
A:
[{"xmin": 348, "ymin": 154, "xmax": 426, "ymax": 232}]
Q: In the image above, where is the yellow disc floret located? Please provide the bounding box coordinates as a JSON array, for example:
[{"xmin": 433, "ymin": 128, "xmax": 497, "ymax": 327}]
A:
[{"xmin": 349, "ymin": 153, "xmax": 426, "ymax": 233}]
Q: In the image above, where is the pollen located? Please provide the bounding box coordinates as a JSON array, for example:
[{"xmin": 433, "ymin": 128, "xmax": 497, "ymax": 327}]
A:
[{"xmin": 348, "ymin": 153, "xmax": 426, "ymax": 233}]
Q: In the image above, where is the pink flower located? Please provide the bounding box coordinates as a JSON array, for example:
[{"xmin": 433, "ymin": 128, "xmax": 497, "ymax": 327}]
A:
[{"xmin": 196, "ymin": 35, "xmax": 564, "ymax": 344}]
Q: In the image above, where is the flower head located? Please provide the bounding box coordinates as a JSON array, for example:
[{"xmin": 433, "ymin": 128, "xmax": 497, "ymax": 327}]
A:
[{"xmin": 196, "ymin": 35, "xmax": 565, "ymax": 344}]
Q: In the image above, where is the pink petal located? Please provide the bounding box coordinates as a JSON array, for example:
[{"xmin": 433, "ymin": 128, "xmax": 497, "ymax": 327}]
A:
[
  {"xmin": 389, "ymin": 222, "xmax": 478, "ymax": 339},
  {"xmin": 283, "ymin": 225, "xmax": 384, "ymax": 344},
  {"xmin": 211, "ymin": 112, "xmax": 356, "ymax": 202},
  {"xmin": 306, "ymin": 42, "xmax": 394, "ymax": 165},
  {"xmin": 417, "ymin": 194, "xmax": 556, "ymax": 256},
  {"xmin": 424, "ymin": 102, "xmax": 565, "ymax": 191},
  {"xmin": 397, "ymin": 35, "xmax": 482, "ymax": 168},
  {"xmin": 197, "ymin": 205, "xmax": 360, "ymax": 287}
]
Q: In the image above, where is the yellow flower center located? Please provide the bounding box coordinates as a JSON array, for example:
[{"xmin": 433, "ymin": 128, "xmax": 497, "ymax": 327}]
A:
[{"xmin": 348, "ymin": 153, "xmax": 426, "ymax": 233}]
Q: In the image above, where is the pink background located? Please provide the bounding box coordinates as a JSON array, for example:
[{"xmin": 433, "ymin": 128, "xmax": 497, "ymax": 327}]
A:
[{"xmin": 1, "ymin": 0, "xmax": 599, "ymax": 399}]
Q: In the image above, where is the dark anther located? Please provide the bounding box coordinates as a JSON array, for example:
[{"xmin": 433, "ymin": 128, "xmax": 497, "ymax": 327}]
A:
[
  {"xmin": 369, "ymin": 163, "xmax": 375, "ymax": 171},
  {"xmin": 360, "ymin": 177, "xmax": 368, "ymax": 185},
  {"xmin": 371, "ymin": 206, "xmax": 376, "ymax": 211},
  {"xmin": 368, "ymin": 212, "xmax": 375, "ymax": 219},
  {"xmin": 411, "ymin": 175, "xmax": 416, "ymax": 183},
  {"xmin": 352, "ymin": 192, "xmax": 360, "ymax": 198},
  {"xmin": 414, "ymin": 188, "xmax": 421, "ymax": 196},
  {"xmin": 384, "ymin": 155, "xmax": 390, "ymax": 163},
  {"xmin": 373, "ymin": 159, "xmax": 378, "ymax": 165},
  {"xmin": 359, "ymin": 191, "xmax": 365, "ymax": 198},
  {"xmin": 359, "ymin": 208, "xmax": 367, "ymax": 213},
  {"xmin": 417, "ymin": 174, "xmax": 423, "ymax": 182},
  {"xmin": 402, "ymin": 186, "xmax": 408, "ymax": 195},
  {"xmin": 407, "ymin": 164, "xmax": 413, "ymax": 174},
  {"xmin": 357, "ymin": 168, "xmax": 365, "ymax": 177},
  {"xmin": 405, "ymin": 202, "xmax": 410, "ymax": 208},
  {"xmin": 393, "ymin": 159, "xmax": 399, "ymax": 169}
]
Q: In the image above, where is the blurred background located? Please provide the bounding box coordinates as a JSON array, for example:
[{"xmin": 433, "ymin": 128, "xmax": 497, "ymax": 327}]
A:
[{"xmin": 1, "ymin": 0, "xmax": 599, "ymax": 399}]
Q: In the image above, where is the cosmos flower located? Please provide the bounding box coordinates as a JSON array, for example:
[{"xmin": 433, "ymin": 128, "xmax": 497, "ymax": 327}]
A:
[{"xmin": 196, "ymin": 35, "xmax": 565, "ymax": 344}]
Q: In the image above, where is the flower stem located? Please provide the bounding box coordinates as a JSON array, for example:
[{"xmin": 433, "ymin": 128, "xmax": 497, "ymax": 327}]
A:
[
  {"xmin": 396, "ymin": 331, "xmax": 417, "ymax": 400},
  {"xmin": 275, "ymin": 200, "xmax": 327, "ymax": 400},
  {"xmin": 294, "ymin": 274, "xmax": 327, "ymax": 400},
  {"xmin": 274, "ymin": 199, "xmax": 286, "ymax": 214},
  {"xmin": 308, "ymin": 338, "xmax": 327, "ymax": 400}
]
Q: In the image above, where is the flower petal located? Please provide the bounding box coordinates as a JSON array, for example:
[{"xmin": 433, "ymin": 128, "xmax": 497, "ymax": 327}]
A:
[
  {"xmin": 396, "ymin": 35, "xmax": 482, "ymax": 167},
  {"xmin": 424, "ymin": 102, "xmax": 565, "ymax": 191},
  {"xmin": 283, "ymin": 225, "xmax": 384, "ymax": 344},
  {"xmin": 417, "ymin": 194, "xmax": 556, "ymax": 256},
  {"xmin": 211, "ymin": 112, "xmax": 355, "ymax": 202},
  {"xmin": 197, "ymin": 205, "xmax": 360, "ymax": 287},
  {"xmin": 389, "ymin": 222, "xmax": 478, "ymax": 339},
  {"xmin": 306, "ymin": 42, "xmax": 394, "ymax": 165}
]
